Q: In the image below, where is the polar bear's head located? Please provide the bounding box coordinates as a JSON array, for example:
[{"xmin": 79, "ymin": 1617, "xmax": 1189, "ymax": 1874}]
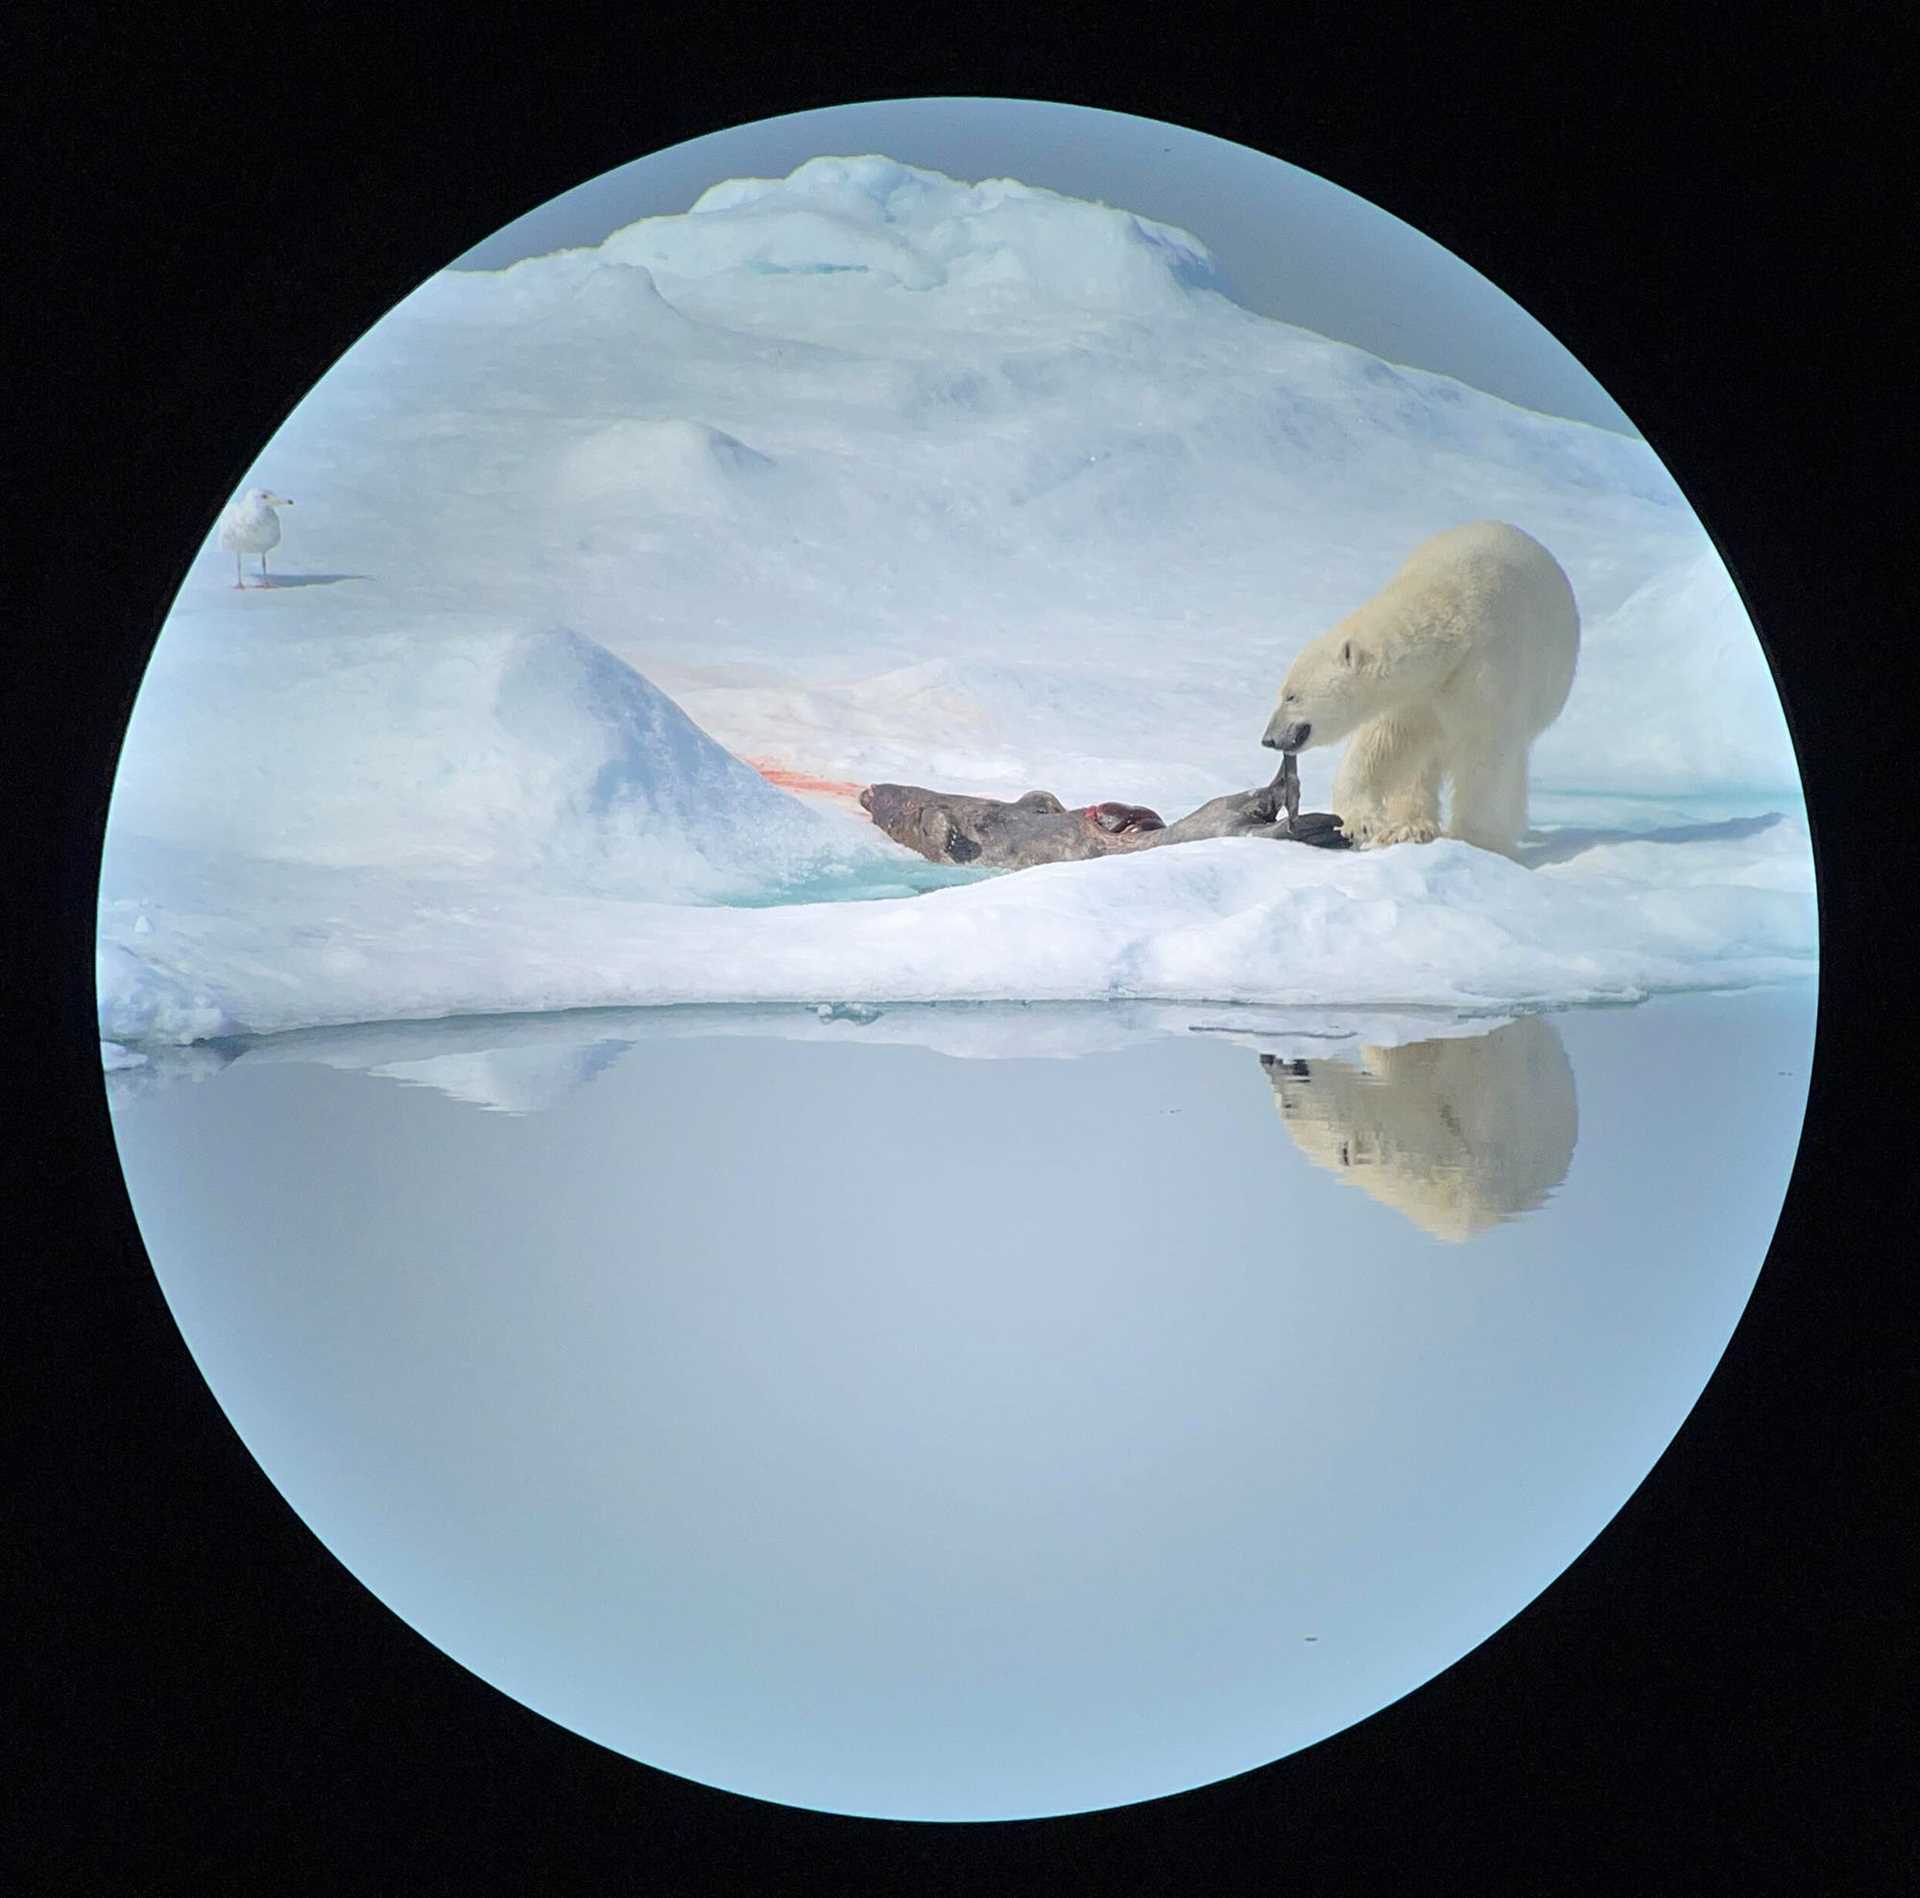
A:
[{"xmin": 1262, "ymin": 623, "xmax": 1383, "ymax": 753}]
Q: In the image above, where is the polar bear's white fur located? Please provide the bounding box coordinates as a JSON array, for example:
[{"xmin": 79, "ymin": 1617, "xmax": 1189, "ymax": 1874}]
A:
[
  {"xmin": 1261, "ymin": 1016, "xmax": 1578, "ymax": 1242},
  {"xmin": 1263, "ymin": 521, "xmax": 1580, "ymax": 858}
]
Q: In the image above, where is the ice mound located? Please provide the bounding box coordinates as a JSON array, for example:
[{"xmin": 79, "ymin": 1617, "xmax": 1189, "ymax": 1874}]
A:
[
  {"xmin": 95, "ymin": 942, "xmax": 231, "ymax": 1046},
  {"xmin": 553, "ymin": 417, "xmax": 776, "ymax": 514},
  {"xmin": 397, "ymin": 255, "xmax": 699, "ymax": 335},
  {"xmin": 597, "ymin": 155, "xmax": 1222, "ymax": 314},
  {"xmin": 105, "ymin": 619, "xmax": 913, "ymax": 899},
  {"xmin": 1535, "ymin": 547, "xmax": 1799, "ymax": 792}
]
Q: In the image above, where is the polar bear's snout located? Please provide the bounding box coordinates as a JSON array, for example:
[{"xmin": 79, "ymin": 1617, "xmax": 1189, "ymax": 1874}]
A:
[{"xmin": 1262, "ymin": 714, "xmax": 1312, "ymax": 752}]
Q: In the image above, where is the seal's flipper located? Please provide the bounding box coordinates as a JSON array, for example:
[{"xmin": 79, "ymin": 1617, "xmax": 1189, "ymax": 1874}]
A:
[
  {"xmin": 1259, "ymin": 752, "xmax": 1302, "ymax": 825},
  {"xmin": 1290, "ymin": 811, "xmax": 1350, "ymax": 848},
  {"xmin": 1248, "ymin": 811, "xmax": 1351, "ymax": 849}
]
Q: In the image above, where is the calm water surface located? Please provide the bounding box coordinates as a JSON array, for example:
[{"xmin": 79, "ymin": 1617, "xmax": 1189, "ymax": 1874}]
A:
[{"xmin": 107, "ymin": 983, "xmax": 1816, "ymax": 1820}]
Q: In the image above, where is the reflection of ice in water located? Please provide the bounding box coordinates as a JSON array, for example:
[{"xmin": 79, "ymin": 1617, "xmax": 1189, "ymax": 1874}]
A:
[
  {"xmin": 816, "ymin": 1000, "xmax": 883, "ymax": 1024},
  {"xmin": 172, "ymin": 998, "xmax": 1529, "ymax": 1119},
  {"xmin": 130, "ymin": 1001, "xmax": 1583, "ymax": 1231},
  {"xmin": 1262, "ymin": 1015, "xmax": 1578, "ymax": 1241},
  {"xmin": 130, "ymin": 999, "xmax": 1584, "ymax": 1242},
  {"xmin": 362, "ymin": 1038, "xmax": 632, "ymax": 1115},
  {"xmin": 98, "ymin": 1037, "xmax": 239, "ymax": 1110},
  {"xmin": 102, "ymin": 984, "xmax": 1814, "ymax": 1821}
]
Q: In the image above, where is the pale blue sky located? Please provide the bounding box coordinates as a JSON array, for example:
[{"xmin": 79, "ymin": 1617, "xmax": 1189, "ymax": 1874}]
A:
[{"xmin": 451, "ymin": 97, "xmax": 1639, "ymax": 438}]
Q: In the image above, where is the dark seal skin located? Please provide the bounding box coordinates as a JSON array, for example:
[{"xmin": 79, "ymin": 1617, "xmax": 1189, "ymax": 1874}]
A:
[{"xmin": 859, "ymin": 759, "xmax": 1348, "ymax": 870}]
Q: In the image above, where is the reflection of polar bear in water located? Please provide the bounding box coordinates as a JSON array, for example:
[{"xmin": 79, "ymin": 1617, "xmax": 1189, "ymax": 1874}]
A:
[
  {"xmin": 1262, "ymin": 521, "xmax": 1580, "ymax": 859},
  {"xmin": 1261, "ymin": 1015, "xmax": 1578, "ymax": 1242}
]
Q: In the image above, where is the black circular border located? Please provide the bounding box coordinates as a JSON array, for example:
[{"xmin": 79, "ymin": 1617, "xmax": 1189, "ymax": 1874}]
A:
[{"xmin": 10, "ymin": 14, "xmax": 1903, "ymax": 1896}]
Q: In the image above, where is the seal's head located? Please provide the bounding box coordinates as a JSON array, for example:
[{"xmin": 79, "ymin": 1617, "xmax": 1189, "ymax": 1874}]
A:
[{"xmin": 859, "ymin": 782, "xmax": 981, "ymax": 863}]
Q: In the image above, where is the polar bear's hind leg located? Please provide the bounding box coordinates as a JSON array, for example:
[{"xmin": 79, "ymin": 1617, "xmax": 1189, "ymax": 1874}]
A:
[{"xmin": 1446, "ymin": 745, "xmax": 1529, "ymax": 858}]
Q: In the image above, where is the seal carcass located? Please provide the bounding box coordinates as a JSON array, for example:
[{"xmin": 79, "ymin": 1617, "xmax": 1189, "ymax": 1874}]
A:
[{"xmin": 859, "ymin": 759, "xmax": 1347, "ymax": 870}]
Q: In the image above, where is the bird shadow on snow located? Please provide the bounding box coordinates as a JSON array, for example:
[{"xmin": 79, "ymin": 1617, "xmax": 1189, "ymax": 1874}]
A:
[
  {"xmin": 1515, "ymin": 810, "xmax": 1784, "ymax": 869},
  {"xmin": 241, "ymin": 572, "xmax": 369, "ymax": 589}
]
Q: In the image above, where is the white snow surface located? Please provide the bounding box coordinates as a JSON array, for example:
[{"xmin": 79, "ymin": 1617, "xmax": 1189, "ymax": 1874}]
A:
[{"xmin": 99, "ymin": 156, "xmax": 1815, "ymax": 1047}]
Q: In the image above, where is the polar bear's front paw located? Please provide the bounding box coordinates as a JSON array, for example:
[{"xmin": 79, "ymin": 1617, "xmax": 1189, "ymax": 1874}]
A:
[
  {"xmin": 1345, "ymin": 815, "xmax": 1440, "ymax": 849},
  {"xmin": 1374, "ymin": 818, "xmax": 1440, "ymax": 847}
]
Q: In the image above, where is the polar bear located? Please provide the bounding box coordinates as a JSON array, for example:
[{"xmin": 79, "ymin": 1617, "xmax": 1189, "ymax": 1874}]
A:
[
  {"xmin": 1260, "ymin": 1015, "xmax": 1579, "ymax": 1242},
  {"xmin": 1262, "ymin": 521, "xmax": 1580, "ymax": 858}
]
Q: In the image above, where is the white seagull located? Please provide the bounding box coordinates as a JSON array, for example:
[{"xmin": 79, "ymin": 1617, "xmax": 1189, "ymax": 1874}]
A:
[{"xmin": 218, "ymin": 487, "xmax": 294, "ymax": 588}]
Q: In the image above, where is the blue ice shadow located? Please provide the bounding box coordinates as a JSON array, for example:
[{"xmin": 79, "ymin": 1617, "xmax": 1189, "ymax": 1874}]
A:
[{"xmin": 1517, "ymin": 811, "xmax": 1784, "ymax": 869}]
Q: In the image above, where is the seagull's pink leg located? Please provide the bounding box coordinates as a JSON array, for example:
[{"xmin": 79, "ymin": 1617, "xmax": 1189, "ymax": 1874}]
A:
[{"xmin": 233, "ymin": 551, "xmax": 245, "ymax": 589}]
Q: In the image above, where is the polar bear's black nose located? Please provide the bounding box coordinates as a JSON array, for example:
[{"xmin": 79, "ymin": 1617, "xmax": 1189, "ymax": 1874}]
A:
[{"xmin": 1263, "ymin": 718, "xmax": 1311, "ymax": 752}]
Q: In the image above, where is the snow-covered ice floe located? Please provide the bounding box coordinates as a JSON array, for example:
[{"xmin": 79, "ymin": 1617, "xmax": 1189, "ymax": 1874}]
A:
[
  {"xmin": 97, "ymin": 756, "xmax": 1815, "ymax": 1045},
  {"xmin": 98, "ymin": 156, "xmax": 1816, "ymax": 1051}
]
